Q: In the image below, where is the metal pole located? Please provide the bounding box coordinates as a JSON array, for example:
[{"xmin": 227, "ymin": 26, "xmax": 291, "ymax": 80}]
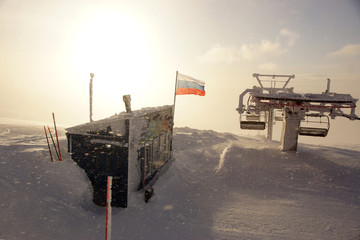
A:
[
  {"xmin": 170, "ymin": 71, "xmax": 178, "ymax": 159},
  {"xmin": 172, "ymin": 71, "xmax": 179, "ymax": 118},
  {"xmin": 267, "ymin": 109, "xmax": 274, "ymax": 140},
  {"xmin": 171, "ymin": 71, "xmax": 179, "ymax": 131},
  {"xmin": 90, "ymin": 73, "xmax": 94, "ymax": 122},
  {"xmin": 326, "ymin": 78, "xmax": 331, "ymax": 93}
]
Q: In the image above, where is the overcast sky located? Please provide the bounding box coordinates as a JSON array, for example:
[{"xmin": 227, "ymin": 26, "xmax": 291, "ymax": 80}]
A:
[{"xmin": 1, "ymin": 0, "xmax": 360, "ymax": 145}]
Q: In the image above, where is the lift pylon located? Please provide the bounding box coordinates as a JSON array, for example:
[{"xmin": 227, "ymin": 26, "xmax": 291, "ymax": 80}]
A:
[{"xmin": 237, "ymin": 74, "xmax": 359, "ymax": 151}]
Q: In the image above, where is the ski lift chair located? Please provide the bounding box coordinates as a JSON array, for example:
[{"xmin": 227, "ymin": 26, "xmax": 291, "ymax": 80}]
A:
[
  {"xmin": 298, "ymin": 114, "xmax": 330, "ymax": 137},
  {"xmin": 240, "ymin": 114, "xmax": 266, "ymax": 130}
]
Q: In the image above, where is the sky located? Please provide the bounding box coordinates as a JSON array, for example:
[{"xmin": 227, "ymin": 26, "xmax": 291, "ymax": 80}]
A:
[{"xmin": 1, "ymin": 0, "xmax": 360, "ymax": 145}]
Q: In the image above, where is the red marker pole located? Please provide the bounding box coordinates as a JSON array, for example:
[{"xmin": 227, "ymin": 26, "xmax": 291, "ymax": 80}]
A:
[
  {"xmin": 52, "ymin": 113, "xmax": 62, "ymax": 161},
  {"xmin": 47, "ymin": 126, "xmax": 60, "ymax": 161},
  {"xmin": 105, "ymin": 176, "xmax": 113, "ymax": 240},
  {"xmin": 43, "ymin": 126, "xmax": 54, "ymax": 162}
]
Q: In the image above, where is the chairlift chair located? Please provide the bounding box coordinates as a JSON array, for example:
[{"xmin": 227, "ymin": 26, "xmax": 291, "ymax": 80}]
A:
[
  {"xmin": 298, "ymin": 114, "xmax": 330, "ymax": 137},
  {"xmin": 240, "ymin": 114, "xmax": 266, "ymax": 130}
]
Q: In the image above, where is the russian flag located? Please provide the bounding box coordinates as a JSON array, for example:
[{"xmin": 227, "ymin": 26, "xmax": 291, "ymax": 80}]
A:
[{"xmin": 176, "ymin": 73, "xmax": 205, "ymax": 96}]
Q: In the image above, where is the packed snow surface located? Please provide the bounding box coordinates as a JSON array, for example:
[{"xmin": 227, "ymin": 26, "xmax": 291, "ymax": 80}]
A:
[{"xmin": 0, "ymin": 123, "xmax": 360, "ymax": 240}]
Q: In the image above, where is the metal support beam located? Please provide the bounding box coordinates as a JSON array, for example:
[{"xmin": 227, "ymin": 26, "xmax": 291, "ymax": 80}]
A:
[
  {"xmin": 280, "ymin": 108, "xmax": 303, "ymax": 151},
  {"xmin": 267, "ymin": 109, "xmax": 274, "ymax": 140}
]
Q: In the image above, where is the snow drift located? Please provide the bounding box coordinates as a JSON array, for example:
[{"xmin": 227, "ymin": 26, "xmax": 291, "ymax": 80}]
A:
[{"xmin": 0, "ymin": 123, "xmax": 359, "ymax": 240}]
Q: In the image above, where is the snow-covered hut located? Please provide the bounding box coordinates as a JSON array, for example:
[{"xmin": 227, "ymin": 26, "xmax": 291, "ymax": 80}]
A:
[{"xmin": 66, "ymin": 105, "xmax": 174, "ymax": 207}]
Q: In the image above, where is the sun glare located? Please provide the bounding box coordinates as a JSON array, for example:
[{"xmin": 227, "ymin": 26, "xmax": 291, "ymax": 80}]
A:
[{"xmin": 72, "ymin": 10, "xmax": 151, "ymax": 101}]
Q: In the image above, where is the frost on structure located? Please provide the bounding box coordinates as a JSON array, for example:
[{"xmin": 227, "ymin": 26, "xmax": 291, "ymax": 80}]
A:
[{"xmin": 66, "ymin": 105, "xmax": 174, "ymax": 207}]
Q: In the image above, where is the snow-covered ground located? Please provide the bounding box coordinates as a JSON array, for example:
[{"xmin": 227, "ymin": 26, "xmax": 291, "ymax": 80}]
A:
[{"xmin": 0, "ymin": 122, "xmax": 359, "ymax": 240}]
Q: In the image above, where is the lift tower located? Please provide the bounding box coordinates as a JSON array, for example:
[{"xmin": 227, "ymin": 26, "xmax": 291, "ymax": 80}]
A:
[{"xmin": 237, "ymin": 74, "xmax": 359, "ymax": 151}]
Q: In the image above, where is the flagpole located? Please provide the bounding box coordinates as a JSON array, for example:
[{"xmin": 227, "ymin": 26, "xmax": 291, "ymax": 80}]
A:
[
  {"xmin": 172, "ymin": 71, "xmax": 178, "ymax": 118},
  {"xmin": 170, "ymin": 71, "xmax": 178, "ymax": 159}
]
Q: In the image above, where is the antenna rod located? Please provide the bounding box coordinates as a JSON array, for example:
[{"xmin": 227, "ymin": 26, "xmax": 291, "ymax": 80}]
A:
[{"xmin": 90, "ymin": 73, "xmax": 94, "ymax": 122}]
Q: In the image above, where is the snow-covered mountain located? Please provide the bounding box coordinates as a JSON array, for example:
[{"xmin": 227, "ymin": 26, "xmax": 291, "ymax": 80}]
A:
[{"xmin": 0, "ymin": 123, "xmax": 359, "ymax": 240}]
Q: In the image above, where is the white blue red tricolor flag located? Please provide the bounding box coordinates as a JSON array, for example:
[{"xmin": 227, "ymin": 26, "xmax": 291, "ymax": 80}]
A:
[{"xmin": 176, "ymin": 73, "xmax": 205, "ymax": 96}]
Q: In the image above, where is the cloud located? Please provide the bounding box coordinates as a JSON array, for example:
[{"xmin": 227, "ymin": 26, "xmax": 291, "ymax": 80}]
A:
[
  {"xmin": 199, "ymin": 29, "xmax": 298, "ymax": 63},
  {"xmin": 280, "ymin": 28, "xmax": 299, "ymax": 46},
  {"xmin": 241, "ymin": 39, "xmax": 284, "ymax": 60},
  {"xmin": 258, "ymin": 62, "xmax": 279, "ymax": 71},
  {"xmin": 198, "ymin": 44, "xmax": 241, "ymax": 63},
  {"xmin": 327, "ymin": 44, "xmax": 360, "ymax": 58},
  {"xmin": 199, "ymin": 40, "xmax": 284, "ymax": 63}
]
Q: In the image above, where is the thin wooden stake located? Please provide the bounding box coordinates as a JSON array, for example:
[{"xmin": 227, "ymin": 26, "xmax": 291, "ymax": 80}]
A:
[
  {"xmin": 52, "ymin": 113, "xmax": 62, "ymax": 161},
  {"xmin": 105, "ymin": 176, "xmax": 113, "ymax": 240},
  {"xmin": 43, "ymin": 126, "xmax": 54, "ymax": 162},
  {"xmin": 47, "ymin": 126, "xmax": 60, "ymax": 161}
]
